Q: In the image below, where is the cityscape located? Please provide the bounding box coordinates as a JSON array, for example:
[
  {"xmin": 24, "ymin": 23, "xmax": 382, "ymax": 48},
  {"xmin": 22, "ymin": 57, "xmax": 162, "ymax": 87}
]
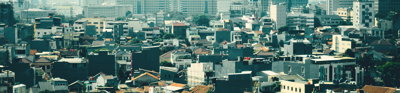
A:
[{"xmin": 0, "ymin": 0, "xmax": 399, "ymax": 93}]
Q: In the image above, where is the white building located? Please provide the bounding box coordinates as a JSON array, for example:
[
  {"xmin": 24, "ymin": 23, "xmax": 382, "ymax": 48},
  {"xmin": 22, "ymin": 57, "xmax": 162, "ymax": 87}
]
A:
[
  {"xmin": 327, "ymin": 0, "xmax": 353, "ymax": 15},
  {"xmin": 12, "ymin": 84, "xmax": 26, "ymax": 93},
  {"xmin": 352, "ymin": 0, "xmax": 375, "ymax": 28},
  {"xmin": 270, "ymin": 3, "xmax": 287, "ymax": 30},
  {"xmin": 331, "ymin": 35, "xmax": 352, "ymax": 53},
  {"xmin": 280, "ymin": 80, "xmax": 313, "ymax": 93},
  {"xmin": 336, "ymin": 8, "xmax": 353, "ymax": 22},
  {"xmin": 83, "ymin": 5, "xmax": 133, "ymax": 18},
  {"xmin": 217, "ymin": 0, "xmax": 232, "ymax": 14},
  {"xmin": 187, "ymin": 63, "xmax": 213, "ymax": 86}
]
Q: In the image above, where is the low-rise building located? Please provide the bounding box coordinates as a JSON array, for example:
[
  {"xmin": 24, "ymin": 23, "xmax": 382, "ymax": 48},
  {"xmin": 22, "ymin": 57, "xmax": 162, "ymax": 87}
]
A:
[
  {"xmin": 187, "ymin": 63, "xmax": 213, "ymax": 86},
  {"xmin": 272, "ymin": 55, "xmax": 364, "ymax": 85},
  {"xmin": 37, "ymin": 78, "xmax": 69, "ymax": 92}
]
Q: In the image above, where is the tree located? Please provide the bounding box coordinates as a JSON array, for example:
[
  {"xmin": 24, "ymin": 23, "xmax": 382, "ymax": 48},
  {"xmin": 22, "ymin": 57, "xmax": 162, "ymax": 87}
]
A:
[
  {"xmin": 344, "ymin": 49, "xmax": 355, "ymax": 57},
  {"xmin": 125, "ymin": 11, "xmax": 132, "ymax": 17},
  {"xmin": 193, "ymin": 15, "xmax": 210, "ymax": 26},
  {"xmin": 378, "ymin": 62, "xmax": 400, "ymax": 87},
  {"xmin": 278, "ymin": 26, "xmax": 289, "ymax": 32},
  {"xmin": 357, "ymin": 53, "xmax": 378, "ymax": 85},
  {"xmin": 160, "ymin": 61, "xmax": 174, "ymax": 67},
  {"xmin": 117, "ymin": 66, "xmax": 127, "ymax": 83},
  {"xmin": 116, "ymin": 17, "xmax": 126, "ymax": 21},
  {"xmin": 162, "ymin": 33, "xmax": 175, "ymax": 39},
  {"xmin": 129, "ymin": 38, "xmax": 142, "ymax": 44}
]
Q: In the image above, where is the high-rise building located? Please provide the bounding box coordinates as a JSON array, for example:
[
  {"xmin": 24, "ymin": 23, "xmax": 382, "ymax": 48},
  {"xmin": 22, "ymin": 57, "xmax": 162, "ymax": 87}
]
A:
[
  {"xmin": 270, "ymin": 3, "xmax": 287, "ymax": 30},
  {"xmin": 83, "ymin": 5, "xmax": 133, "ymax": 18},
  {"xmin": 260, "ymin": 0, "xmax": 269, "ymax": 16},
  {"xmin": 374, "ymin": 0, "xmax": 400, "ymax": 15},
  {"xmin": 141, "ymin": 0, "xmax": 169, "ymax": 14},
  {"xmin": 353, "ymin": 0, "xmax": 375, "ymax": 28},
  {"xmin": 116, "ymin": 0, "xmax": 136, "ymax": 13},
  {"xmin": 172, "ymin": 0, "xmax": 217, "ymax": 15},
  {"xmin": 287, "ymin": 0, "xmax": 308, "ymax": 11},
  {"xmin": 180, "ymin": 0, "xmax": 217, "ymax": 15},
  {"xmin": 115, "ymin": 0, "xmax": 217, "ymax": 15},
  {"xmin": 327, "ymin": 0, "xmax": 353, "ymax": 15},
  {"xmin": 217, "ymin": 0, "xmax": 232, "ymax": 14},
  {"xmin": 82, "ymin": 0, "xmax": 106, "ymax": 6}
]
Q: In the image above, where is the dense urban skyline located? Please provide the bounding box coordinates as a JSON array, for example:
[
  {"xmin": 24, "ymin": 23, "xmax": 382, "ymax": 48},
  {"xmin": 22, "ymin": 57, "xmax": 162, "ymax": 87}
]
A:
[{"xmin": 0, "ymin": 0, "xmax": 399, "ymax": 93}]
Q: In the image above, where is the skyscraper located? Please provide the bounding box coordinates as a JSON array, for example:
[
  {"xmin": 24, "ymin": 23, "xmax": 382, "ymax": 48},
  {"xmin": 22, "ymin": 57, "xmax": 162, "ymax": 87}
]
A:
[
  {"xmin": 174, "ymin": 0, "xmax": 217, "ymax": 15},
  {"xmin": 287, "ymin": 0, "xmax": 308, "ymax": 11},
  {"xmin": 141, "ymin": 0, "xmax": 169, "ymax": 14},
  {"xmin": 217, "ymin": 0, "xmax": 232, "ymax": 14},
  {"xmin": 327, "ymin": 0, "xmax": 353, "ymax": 15}
]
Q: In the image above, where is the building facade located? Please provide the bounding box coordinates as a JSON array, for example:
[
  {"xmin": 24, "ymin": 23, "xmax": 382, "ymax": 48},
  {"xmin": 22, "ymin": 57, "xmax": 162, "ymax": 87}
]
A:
[
  {"xmin": 352, "ymin": 0, "xmax": 375, "ymax": 28},
  {"xmin": 327, "ymin": 0, "xmax": 353, "ymax": 15},
  {"xmin": 187, "ymin": 63, "xmax": 213, "ymax": 86},
  {"xmin": 83, "ymin": 5, "xmax": 133, "ymax": 18},
  {"xmin": 270, "ymin": 3, "xmax": 287, "ymax": 30}
]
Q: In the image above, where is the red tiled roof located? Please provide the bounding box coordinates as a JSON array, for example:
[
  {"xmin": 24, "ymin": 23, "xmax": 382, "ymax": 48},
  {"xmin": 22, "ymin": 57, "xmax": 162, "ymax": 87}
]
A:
[
  {"xmin": 170, "ymin": 83, "xmax": 186, "ymax": 87},
  {"xmin": 361, "ymin": 85, "xmax": 398, "ymax": 93},
  {"xmin": 173, "ymin": 23, "xmax": 186, "ymax": 26}
]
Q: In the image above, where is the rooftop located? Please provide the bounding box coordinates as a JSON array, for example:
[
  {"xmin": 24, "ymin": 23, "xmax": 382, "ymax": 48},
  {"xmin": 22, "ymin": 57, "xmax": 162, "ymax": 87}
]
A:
[{"xmin": 58, "ymin": 58, "xmax": 85, "ymax": 63}]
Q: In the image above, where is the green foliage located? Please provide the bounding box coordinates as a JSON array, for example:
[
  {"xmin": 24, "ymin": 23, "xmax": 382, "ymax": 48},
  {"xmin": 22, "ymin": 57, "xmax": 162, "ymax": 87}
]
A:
[
  {"xmin": 343, "ymin": 49, "xmax": 355, "ymax": 57},
  {"xmin": 160, "ymin": 46, "xmax": 175, "ymax": 54},
  {"xmin": 162, "ymin": 33, "xmax": 176, "ymax": 39},
  {"xmin": 167, "ymin": 11, "xmax": 187, "ymax": 20},
  {"xmin": 378, "ymin": 62, "xmax": 400, "ymax": 87},
  {"xmin": 375, "ymin": 11, "xmax": 400, "ymax": 20},
  {"xmin": 160, "ymin": 61, "xmax": 174, "ymax": 67},
  {"xmin": 118, "ymin": 66, "xmax": 127, "ymax": 83},
  {"xmin": 193, "ymin": 15, "xmax": 210, "ymax": 26},
  {"xmin": 126, "ymin": 11, "xmax": 132, "ymax": 17},
  {"xmin": 278, "ymin": 26, "xmax": 289, "ymax": 32},
  {"xmin": 93, "ymin": 48, "xmax": 110, "ymax": 53},
  {"xmin": 116, "ymin": 17, "xmax": 126, "ymax": 21},
  {"xmin": 129, "ymin": 38, "xmax": 142, "ymax": 44}
]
